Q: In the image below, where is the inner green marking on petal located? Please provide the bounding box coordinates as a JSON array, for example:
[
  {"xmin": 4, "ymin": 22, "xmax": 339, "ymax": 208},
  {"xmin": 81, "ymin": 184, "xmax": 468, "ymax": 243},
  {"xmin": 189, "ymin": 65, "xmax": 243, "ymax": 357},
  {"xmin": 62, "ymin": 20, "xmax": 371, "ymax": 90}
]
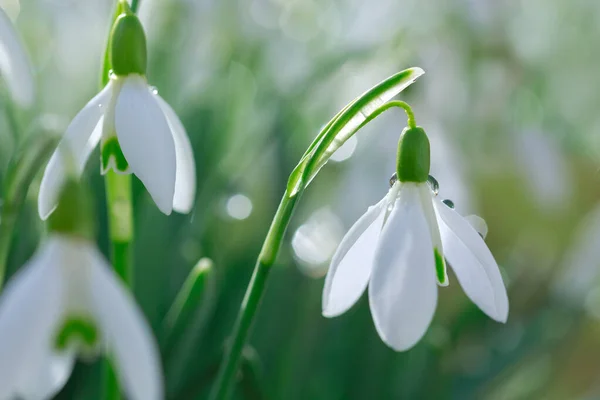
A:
[
  {"xmin": 101, "ymin": 137, "xmax": 129, "ymax": 173},
  {"xmin": 55, "ymin": 316, "xmax": 99, "ymax": 351},
  {"xmin": 434, "ymin": 248, "xmax": 447, "ymax": 285}
]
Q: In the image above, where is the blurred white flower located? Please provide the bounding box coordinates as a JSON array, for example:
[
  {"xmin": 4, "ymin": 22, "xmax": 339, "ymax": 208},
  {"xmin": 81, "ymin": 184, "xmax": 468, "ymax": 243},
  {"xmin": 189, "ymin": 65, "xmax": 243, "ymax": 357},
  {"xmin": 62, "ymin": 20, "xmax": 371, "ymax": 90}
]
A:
[
  {"xmin": 0, "ymin": 235, "xmax": 162, "ymax": 400},
  {"xmin": 552, "ymin": 203, "xmax": 600, "ymax": 305},
  {"xmin": 322, "ymin": 179, "xmax": 508, "ymax": 351},
  {"xmin": 0, "ymin": 0, "xmax": 19, "ymax": 21},
  {"xmin": 292, "ymin": 207, "xmax": 344, "ymax": 278},
  {"xmin": 0, "ymin": 5, "xmax": 34, "ymax": 107},
  {"xmin": 515, "ymin": 129, "xmax": 571, "ymax": 212}
]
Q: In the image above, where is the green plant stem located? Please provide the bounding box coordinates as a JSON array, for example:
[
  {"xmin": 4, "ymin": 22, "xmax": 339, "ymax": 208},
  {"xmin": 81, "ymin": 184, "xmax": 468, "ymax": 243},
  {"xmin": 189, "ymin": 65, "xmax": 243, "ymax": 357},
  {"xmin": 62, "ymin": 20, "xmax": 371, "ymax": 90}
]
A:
[
  {"xmin": 104, "ymin": 171, "xmax": 133, "ymax": 284},
  {"xmin": 354, "ymin": 100, "xmax": 417, "ymax": 137},
  {"xmin": 392, "ymin": 101, "xmax": 417, "ymax": 129},
  {"xmin": 0, "ymin": 134, "xmax": 58, "ymax": 289},
  {"xmin": 102, "ymin": 362, "xmax": 121, "ymax": 400},
  {"xmin": 209, "ymin": 190, "xmax": 302, "ymax": 400},
  {"xmin": 102, "ymin": 171, "xmax": 133, "ymax": 400},
  {"xmin": 131, "ymin": 0, "xmax": 140, "ymax": 13},
  {"xmin": 100, "ymin": 0, "xmax": 138, "ymax": 396}
]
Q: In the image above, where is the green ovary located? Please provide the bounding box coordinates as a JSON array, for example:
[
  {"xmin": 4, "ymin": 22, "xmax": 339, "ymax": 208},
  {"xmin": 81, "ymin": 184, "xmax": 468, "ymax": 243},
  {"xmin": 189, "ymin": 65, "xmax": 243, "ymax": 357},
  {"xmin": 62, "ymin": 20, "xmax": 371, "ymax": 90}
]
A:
[
  {"xmin": 110, "ymin": 13, "xmax": 147, "ymax": 76},
  {"xmin": 396, "ymin": 126, "xmax": 430, "ymax": 183}
]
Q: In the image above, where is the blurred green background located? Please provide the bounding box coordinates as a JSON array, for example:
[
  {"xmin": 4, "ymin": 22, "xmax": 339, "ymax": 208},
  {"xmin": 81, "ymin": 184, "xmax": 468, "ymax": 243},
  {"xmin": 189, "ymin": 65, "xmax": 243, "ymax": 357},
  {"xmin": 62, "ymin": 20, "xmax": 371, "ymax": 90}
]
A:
[{"xmin": 2, "ymin": 0, "xmax": 600, "ymax": 398}]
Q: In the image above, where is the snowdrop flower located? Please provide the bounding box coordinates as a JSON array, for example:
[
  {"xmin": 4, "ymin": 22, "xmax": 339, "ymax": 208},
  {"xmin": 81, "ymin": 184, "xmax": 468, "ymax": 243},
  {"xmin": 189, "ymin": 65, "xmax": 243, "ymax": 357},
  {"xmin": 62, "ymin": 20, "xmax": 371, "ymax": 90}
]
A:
[
  {"xmin": 0, "ymin": 180, "xmax": 162, "ymax": 400},
  {"xmin": 38, "ymin": 4, "xmax": 195, "ymax": 218},
  {"xmin": 0, "ymin": 5, "xmax": 34, "ymax": 107},
  {"xmin": 322, "ymin": 124, "xmax": 508, "ymax": 351}
]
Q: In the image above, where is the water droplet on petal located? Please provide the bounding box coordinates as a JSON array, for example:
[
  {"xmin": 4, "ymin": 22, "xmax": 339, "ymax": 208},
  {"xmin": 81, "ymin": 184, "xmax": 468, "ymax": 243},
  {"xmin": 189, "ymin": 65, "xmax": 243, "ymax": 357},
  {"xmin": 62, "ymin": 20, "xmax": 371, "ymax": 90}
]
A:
[
  {"xmin": 331, "ymin": 135, "xmax": 357, "ymax": 162},
  {"xmin": 428, "ymin": 175, "xmax": 439, "ymax": 195},
  {"xmin": 389, "ymin": 172, "xmax": 398, "ymax": 187},
  {"xmin": 149, "ymin": 86, "xmax": 158, "ymax": 95},
  {"xmin": 443, "ymin": 199, "xmax": 455, "ymax": 209}
]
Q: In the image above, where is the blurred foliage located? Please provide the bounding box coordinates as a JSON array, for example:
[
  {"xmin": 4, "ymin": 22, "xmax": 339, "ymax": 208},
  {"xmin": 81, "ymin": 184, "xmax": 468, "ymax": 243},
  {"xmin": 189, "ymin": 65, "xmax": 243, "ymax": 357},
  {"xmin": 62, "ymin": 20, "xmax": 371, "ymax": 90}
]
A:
[{"xmin": 2, "ymin": 0, "xmax": 600, "ymax": 399}]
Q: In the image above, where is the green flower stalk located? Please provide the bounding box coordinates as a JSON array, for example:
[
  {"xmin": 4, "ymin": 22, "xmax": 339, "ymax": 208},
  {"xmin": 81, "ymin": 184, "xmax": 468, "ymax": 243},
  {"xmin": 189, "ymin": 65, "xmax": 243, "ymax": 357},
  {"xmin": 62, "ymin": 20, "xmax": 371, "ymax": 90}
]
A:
[
  {"xmin": 209, "ymin": 67, "xmax": 424, "ymax": 400},
  {"xmin": 130, "ymin": 0, "xmax": 141, "ymax": 13}
]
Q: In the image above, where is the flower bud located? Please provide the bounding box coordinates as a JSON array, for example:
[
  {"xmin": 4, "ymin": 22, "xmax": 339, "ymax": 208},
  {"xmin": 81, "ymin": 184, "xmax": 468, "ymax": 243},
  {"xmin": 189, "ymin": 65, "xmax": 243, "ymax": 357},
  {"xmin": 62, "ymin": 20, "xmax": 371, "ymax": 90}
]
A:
[
  {"xmin": 109, "ymin": 13, "xmax": 147, "ymax": 76},
  {"xmin": 396, "ymin": 126, "xmax": 430, "ymax": 183}
]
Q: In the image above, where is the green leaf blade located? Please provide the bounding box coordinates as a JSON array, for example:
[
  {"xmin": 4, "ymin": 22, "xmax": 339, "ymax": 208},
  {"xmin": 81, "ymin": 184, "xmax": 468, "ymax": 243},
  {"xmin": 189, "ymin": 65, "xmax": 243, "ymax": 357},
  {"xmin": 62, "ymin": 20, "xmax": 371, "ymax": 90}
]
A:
[{"xmin": 287, "ymin": 67, "xmax": 424, "ymax": 196}]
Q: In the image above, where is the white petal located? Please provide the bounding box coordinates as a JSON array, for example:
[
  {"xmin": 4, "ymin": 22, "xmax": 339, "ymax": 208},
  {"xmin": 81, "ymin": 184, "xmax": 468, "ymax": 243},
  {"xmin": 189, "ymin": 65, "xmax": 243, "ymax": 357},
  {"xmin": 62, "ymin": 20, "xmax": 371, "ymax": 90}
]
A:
[
  {"xmin": 88, "ymin": 248, "xmax": 163, "ymax": 400},
  {"xmin": 369, "ymin": 184, "xmax": 438, "ymax": 351},
  {"xmin": 19, "ymin": 352, "xmax": 75, "ymax": 400},
  {"xmin": 0, "ymin": 6, "xmax": 33, "ymax": 107},
  {"xmin": 38, "ymin": 84, "xmax": 111, "ymax": 219},
  {"xmin": 0, "ymin": 237, "xmax": 65, "ymax": 399},
  {"xmin": 154, "ymin": 94, "xmax": 196, "ymax": 213},
  {"xmin": 115, "ymin": 76, "xmax": 176, "ymax": 215},
  {"xmin": 322, "ymin": 197, "xmax": 386, "ymax": 317},
  {"xmin": 434, "ymin": 198, "xmax": 509, "ymax": 322},
  {"xmin": 418, "ymin": 185, "xmax": 448, "ymax": 286}
]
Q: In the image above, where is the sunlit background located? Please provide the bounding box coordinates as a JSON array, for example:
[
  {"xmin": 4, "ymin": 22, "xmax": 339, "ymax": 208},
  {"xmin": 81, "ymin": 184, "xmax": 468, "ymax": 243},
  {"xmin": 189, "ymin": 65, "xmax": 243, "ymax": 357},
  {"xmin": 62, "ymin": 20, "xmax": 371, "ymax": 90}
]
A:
[{"xmin": 2, "ymin": 0, "xmax": 600, "ymax": 398}]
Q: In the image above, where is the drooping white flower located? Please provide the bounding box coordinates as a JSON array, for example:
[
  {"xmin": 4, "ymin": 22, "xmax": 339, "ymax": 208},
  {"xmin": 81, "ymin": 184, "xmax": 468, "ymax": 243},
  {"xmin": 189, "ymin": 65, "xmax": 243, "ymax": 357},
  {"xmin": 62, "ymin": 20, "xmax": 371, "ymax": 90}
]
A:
[
  {"xmin": 0, "ymin": 234, "xmax": 163, "ymax": 400},
  {"xmin": 0, "ymin": 5, "xmax": 34, "ymax": 107},
  {"xmin": 38, "ymin": 8, "xmax": 195, "ymax": 218},
  {"xmin": 38, "ymin": 74, "xmax": 196, "ymax": 218},
  {"xmin": 322, "ymin": 126, "xmax": 508, "ymax": 351}
]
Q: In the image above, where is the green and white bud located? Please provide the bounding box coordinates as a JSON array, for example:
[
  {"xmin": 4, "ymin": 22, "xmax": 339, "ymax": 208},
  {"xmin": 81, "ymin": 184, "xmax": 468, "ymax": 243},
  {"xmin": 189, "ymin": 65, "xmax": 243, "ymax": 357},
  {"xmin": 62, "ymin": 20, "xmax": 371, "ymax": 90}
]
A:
[{"xmin": 396, "ymin": 126, "xmax": 430, "ymax": 183}]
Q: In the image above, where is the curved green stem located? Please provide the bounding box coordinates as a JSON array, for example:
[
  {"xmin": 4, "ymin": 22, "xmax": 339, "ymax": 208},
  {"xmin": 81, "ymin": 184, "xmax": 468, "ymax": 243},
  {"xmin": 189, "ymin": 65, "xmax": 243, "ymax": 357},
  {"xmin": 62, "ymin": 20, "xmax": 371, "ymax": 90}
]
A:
[
  {"xmin": 392, "ymin": 101, "xmax": 417, "ymax": 129},
  {"xmin": 0, "ymin": 134, "xmax": 58, "ymax": 289},
  {"xmin": 359, "ymin": 100, "xmax": 417, "ymax": 131},
  {"xmin": 209, "ymin": 190, "xmax": 302, "ymax": 400},
  {"xmin": 130, "ymin": 0, "xmax": 140, "ymax": 13}
]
